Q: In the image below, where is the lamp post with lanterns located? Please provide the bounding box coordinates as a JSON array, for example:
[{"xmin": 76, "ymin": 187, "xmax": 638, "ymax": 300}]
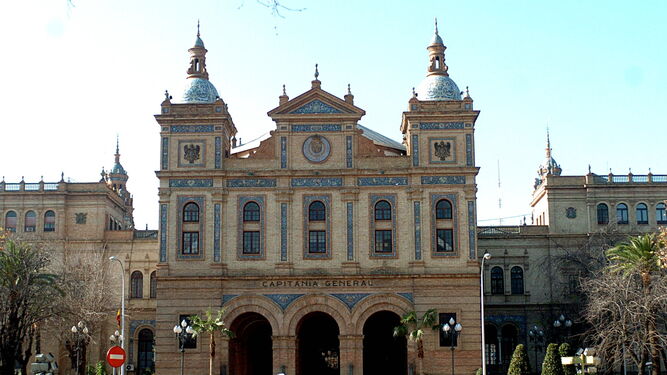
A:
[
  {"xmin": 70, "ymin": 321, "xmax": 89, "ymax": 375},
  {"xmin": 528, "ymin": 325, "xmax": 545, "ymax": 374},
  {"xmin": 174, "ymin": 319, "xmax": 194, "ymax": 375},
  {"xmin": 109, "ymin": 330, "xmax": 122, "ymax": 375},
  {"xmin": 553, "ymin": 314, "xmax": 572, "ymax": 343},
  {"xmin": 443, "ymin": 317, "xmax": 463, "ymax": 375}
]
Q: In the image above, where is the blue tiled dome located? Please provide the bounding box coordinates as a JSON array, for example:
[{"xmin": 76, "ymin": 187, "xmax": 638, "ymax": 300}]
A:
[
  {"xmin": 182, "ymin": 78, "xmax": 219, "ymax": 103},
  {"xmin": 416, "ymin": 74, "xmax": 461, "ymax": 101}
]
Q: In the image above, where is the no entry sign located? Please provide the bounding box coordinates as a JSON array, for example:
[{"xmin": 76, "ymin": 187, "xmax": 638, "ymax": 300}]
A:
[{"xmin": 106, "ymin": 346, "xmax": 126, "ymax": 368}]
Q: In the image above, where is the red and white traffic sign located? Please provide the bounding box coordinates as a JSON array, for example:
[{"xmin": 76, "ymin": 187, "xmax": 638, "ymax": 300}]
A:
[{"xmin": 106, "ymin": 346, "xmax": 126, "ymax": 368}]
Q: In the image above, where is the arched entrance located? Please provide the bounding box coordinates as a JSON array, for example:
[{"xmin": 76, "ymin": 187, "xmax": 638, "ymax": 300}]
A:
[
  {"xmin": 137, "ymin": 328, "xmax": 155, "ymax": 375},
  {"xmin": 296, "ymin": 312, "xmax": 340, "ymax": 375},
  {"xmin": 500, "ymin": 324, "xmax": 519, "ymax": 372},
  {"xmin": 229, "ymin": 312, "xmax": 273, "ymax": 375},
  {"xmin": 362, "ymin": 310, "xmax": 407, "ymax": 375}
]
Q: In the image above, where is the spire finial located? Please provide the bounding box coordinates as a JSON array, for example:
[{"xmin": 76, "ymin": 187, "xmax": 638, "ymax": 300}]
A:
[
  {"xmin": 314, "ymin": 63, "xmax": 319, "ymax": 80},
  {"xmin": 116, "ymin": 135, "xmax": 120, "ymax": 155},
  {"xmin": 197, "ymin": 19, "xmax": 200, "ymax": 37},
  {"xmin": 435, "ymin": 17, "xmax": 439, "ymax": 35},
  {"xmin": 347, "ymin": 83, "xmax": 351, "ymax": 95},
  {"xmin": 282, "ymin": 84, "xmax": 287, "ymax": 96},
  {"xmin": 546, "ymin": 126, "xmax": 551, "ymax": 158},
  {"xmin": 412, "ymin": 87, "xmax": 417, "ymax": 98}
]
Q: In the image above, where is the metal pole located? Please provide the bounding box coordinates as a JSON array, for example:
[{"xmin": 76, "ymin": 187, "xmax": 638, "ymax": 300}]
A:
[
  {"xmin": 180, "ymin": 347, "xmax": 185, "ymax": 375},
  {"xmin": 480, "ymin": 253, "xmax": 490, "ymax": 375},
  {"xmin": 451, "ymin": 344, "xmax": 455, "ymax": 375},
  {"xmin": 109, "ymin": 257, "xmax": 126, "ymax": 375}
]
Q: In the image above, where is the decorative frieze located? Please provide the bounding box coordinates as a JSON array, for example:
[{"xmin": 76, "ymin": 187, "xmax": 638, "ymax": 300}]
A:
[
  {"xmin": 290, "ymin": 100, "xmax": 342, "ymax": 114},
  {"xmin": 159, "ymin": 204, "xmax": 167, "ymax": 262},
  {"xmin": 468, "ymin": 201, "xmax": 476, "ymax": 260},
  {"xmin": 331, "ymin": 293, "xmax": 371, "ymax": 309},
  {"xmin": 346, "ymin": 202, "xmax": 354, "ymax": 261},
  {"xmin": 280, "ymin": 137, "xmax": 287, "ymax": 169},
  {"xmin": 226, "ymin": 179, "xmax": 276, "ymax": 188},
  {"xmin": 357, "ymin": 177, "xmax": 408, "ymax": 186},
  {"xmin": 291, "ymin": 178, "xmax": 342, "ymax": 188},
  {"xmin": 413, "ymin": 201, "xmax": 422, "ymax": 260},
  {"xmin": 264, "ymin": 294, "xmax": 305, "ymax": 310},
  {"xmin": 346, "ymin": 135, "xmax": 353, "ymax": 168},
  {"xmin": 466, "ymin": 134, "xmax": 473, "ymax": 166},
  {"xmin": 292, "ymin": 124, "xmax": 342, "ymax": 132},
  {"xmin": 169, "ymin": 179, "xmax": 213, "ymax": 188},
  {"xmin": 214, "ymin": 203, "xmax": 221, "ymax": 262},
  {"xmin": 419, "ymin": 122, "xmax": 465, "ymax": 130},
  {"xmin": 169, "ymin": 125, "xmax": 215, "ymax": 133},
  {"xmin": 280, "ymin": 203, "xmax": 288, "ymax": 261},
  {"xmin": 420, "ymin": 176, "xmax": 466, "ymax": 185},
  {"xmin": 412, "ymin": 134, "xmax": 419, "ymax": 167},
  {"xmin": 215, "ymin": 137, "xmax": 222, "ymax": 169}
]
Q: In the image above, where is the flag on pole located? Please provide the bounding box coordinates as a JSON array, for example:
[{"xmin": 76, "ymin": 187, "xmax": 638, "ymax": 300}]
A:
[{"xmin": 116, "ymin": 309, "xmax": 121, "ymax": 328}]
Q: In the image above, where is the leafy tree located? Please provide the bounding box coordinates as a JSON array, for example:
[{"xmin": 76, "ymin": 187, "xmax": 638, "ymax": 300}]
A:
[
  {"xmin": 541, "ymin": 343, "xmax": 564, "ymax": 375},
  {"xmin": 190, "ymin": 308, "xmax": 234, "ymax": 375},
  {"xmin": 606, "ymin": 233, "xmax": 664, "ymax": 375},
  {"xmin": 0, "ymin": 236, "xmax": 64, "ymax": 375},
  {"xmin": 507, "ymin": 344, "xmax": 531, "ymax": 375},
  {"xmin": 558, "ymin": 343, "xmax": 575, "ymax": 375},
  {"xmin": 393, "ymin": 309, "xmax": 437, "ymax": 375}
]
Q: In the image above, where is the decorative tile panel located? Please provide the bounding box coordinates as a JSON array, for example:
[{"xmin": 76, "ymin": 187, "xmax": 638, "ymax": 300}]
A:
[
  {"xmin": 177, "ymin": 196, "xmax": 205, "ymax": 260},
  {"xmin": 412, "ymin": 134, "xmax": 419, "ymax": 167},
  {"xmin": 468, "ymin": 201, "xmax": 476, "ymax": 260},
  {"xmin": 159, "ymin": 204, "xmax": 167, "ymax": 262},
  {"xmin": 420, "ymin": 176, "xmax": 466, "ymax": 185},
  {"xmin": 214, "ymin": 204, "xmax": 221, "ymax": 262},
  {"xmin": 346, "ymin": 135, "xmax": 353, "ymax": 168},
  {"xmin": 237, "ymin": 196, "xmax": 265, "ymax": 260},
  {"xmin": 397, "ymin": 292, "xmax": 414, "ymax": 303},
  {"xmin": 170, "ymin": 125, "xmax": 215, "ymax": 133},
  {"xmin": 430, "ymin": 194, "xmax": 458, "ymax": 257},
  {"xmin": 222, "ymin": 294, "xmax": 239, "ymax": 305},
  {"xmin": 303, "ymin": 195, "xmax": 332, "ymax": 259},
  {"xmin": 466, "ymin": 134, "xmax": 473, "ymax": 167},
  {"xmin": 331, "ymin": 293, "xmax": 371, "ymax": 309},
  {"xmin": 369, "ymin": 194, "xmax": 398, "ymax": 258},
  {"xmin": 161, "ymin": 137, "xmax": 168, "ymax": 170},
  {"xmin": 413, "ymin": 201, "xmax": 422, "ymax": 260},
  {"xmin": 292, "ymin": 124, "xmax": 342, "ymax": 132},
  {"xmin": 357, "ymin": 177, "xmax": 408, "ymax": 186},
  {"xmin": 226, "ymin": 179, "xmax": 276, "ymax": 188},
  {"xmin": 264, "ymin": 294, "xmax": 304, "ymax": 310},
  {"xmin": 419, "ymin": 122, "xmax": 465, "ymax": 130},
  {"xmin": 280, "ymin": 203, "xmax": 288, "ymax": 261},
  {"xmin": 169, "ymin": 179, "xmax": 213, "ymax": 188},
  {"xmin": 290, "ymin": 100, "xmax": 342, "ymax": 114},
  {"xmin": 215, "ymin": 137, "xmax": 222, "ymax": 169},
  {"xmin": 347, "ymin": 202, "xmax": 354, "ymax": 261},
  {"xmin": 291, "ymin": 178, "xmax": 342, "ymax": 188},
  {"xmin": 280, "ymin": 137, "xmax": 287, "ymax": 169}
]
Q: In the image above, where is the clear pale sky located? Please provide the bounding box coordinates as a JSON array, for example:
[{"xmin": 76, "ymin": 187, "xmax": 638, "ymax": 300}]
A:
[{"xmin": 1, "ymin": 0, "xmax": 665, "ymax": 229}]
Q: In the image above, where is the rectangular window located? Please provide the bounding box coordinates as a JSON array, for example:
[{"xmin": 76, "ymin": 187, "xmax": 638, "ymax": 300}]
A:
[
  {"xmin": 178, "ymin": 315, "xmax": 197, "ymax": 349},
  {"xmin": 439, "ymin": 313, "xmax": 458, "ymax": 347},
  {"xmin": 243, "ymin": 231, "xmax": 260, "ymax": 254},
  {"xmin": 182, "ymin": 232, "xmax": 199, "ymax": 254},
  {"xmin": 374, "ymin": 230, "xmax": 393, "ymax": 253},
  {"xmin": 436, "ymin": 229, "xmax": 454, "ymax": 252},
  {"xmin": 308, "ymin": 230, "xmax": 326, "ymax": 253}
]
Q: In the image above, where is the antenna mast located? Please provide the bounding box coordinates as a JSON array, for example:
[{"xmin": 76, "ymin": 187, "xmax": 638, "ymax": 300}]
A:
[{"xmin": 497, "ymin": 160, "xmax": 502, "ymax": 225}]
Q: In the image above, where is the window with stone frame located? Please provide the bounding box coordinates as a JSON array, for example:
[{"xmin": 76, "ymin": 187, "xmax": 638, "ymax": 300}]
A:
[
  {"xmin": 510, "ymin": 266, "xmax": 524, "ymax": 295},
  {"xmin": 182, "ymin": 232, "xmax": 199, "ymax": 254},
  {"xmin": 374, "ymin": 200, "xmax": 392, "ymax": 220},
  {"xmin": 130, "ymin": 271, "xmax": 143, "ymax": 299},
  {"xmin": 491, "ymin": 267, "xmax": 504, "ymax": 295},
  {"xmin": 616, "ymin": 203, "xmax": 629, "ymax": 224},
  {"xmin": 24, "ymin": 211, "xmax": 36, "ymax": 232},
  {"xmin": 433, "ymin": 197, "xmax": 455, "ymax": 255},
  {"xmin": 149, "ymin": 271, "xmax": 157, "ymax": 299},
  {"xmin": 243, "ymin": 202, "xmax": 260, "ymax": 222},
  {"xmin": 374, "ymin": 230, "xmax": 393, "ymax": 253},
  {"xmin": 183, "ymin": 202, "xmax": 200, "ymax": 223},
  {"xmin": 596, "ymin": 203, "xmax": 609, "ymax": 224},
  {"xmin": 43, "ymin": 210, "xmax": 56, "ymax": 232},
  {"xmin": 436, "ymin": 199, "xmax": 453, "ymax": 219},
  {"xmin": 243, "ymin": 231, "xmax": 261, "ymax": 254},
  {"xmin": 308, "ymin": 230, "xmax": 326, "ymax": 253},
  {"xmin": 308, "ymin": 201, "xmax": 326, "ymax": 221},
  {"xmin": 5, "ymin": 211, "xmax": 17, "ymax": 232},
  {"xmin": 436, "ymin": 229, "xmax": 454, "ymax": 252},
  {"xmin": 636, "ymin": 203, "xmax": 648, "ymax": 224},
  {"xmin": 303, "ymin": 196, "xmax": 331, "ymax": 258},
  {"xmin": 238, "ymin": 197, "xmax": 265, "ymax": 259},
  {"xmin": 657, "ymin": 203, "xmax": 667, "ymax": 224}
]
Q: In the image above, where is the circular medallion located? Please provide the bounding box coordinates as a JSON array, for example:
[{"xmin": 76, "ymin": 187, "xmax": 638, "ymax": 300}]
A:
[{"xmin": 302, "ymin": 135, "xmax": 331, "ymax": 163}]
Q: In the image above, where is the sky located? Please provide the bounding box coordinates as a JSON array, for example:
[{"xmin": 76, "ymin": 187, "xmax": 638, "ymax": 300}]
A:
[{"xmin": 1, "ymin": 0, "xmax": 665, "ymax": 229}]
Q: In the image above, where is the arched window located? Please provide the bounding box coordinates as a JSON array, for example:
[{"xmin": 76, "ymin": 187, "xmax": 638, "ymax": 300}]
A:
[
  {"xmin": 374, "ymin": 200, "xmax": 392, "ymax": 221},
  {"xmin": 149, "ymin": 271, "xmax": 157, "ymax": 299},
  {"xmin": 616, "ymin": 203, "xmax": 629, "ymax": 224},
  {"xmin": 657, "ymin": 203, "xmax": 667, "ymax": 224},
  {"xmin": 500, "ymin": 325, "xmax": 519, "ymax": 365},
  {"xmin": 596, "ymin": 203, "xmax": 609, "ymax": 224},
  {"xmin": 636, "ymin": 203, "xmax": 648, "ymax": 224},
  {"xmin": 183, "ymin": 202, "xmax": 200, "ymax": 223},
  {"xmin": 5, "ymin": 211, "xmax": 17, "ymax": 232},
  {"xmin": 137, "ymin": 329, "xmax": 155, "ymax": 374},
  {"xmin": 510, "ymin": 266, "xmax": 524, "ymax": 295},
  {"xmin": 484, "ymin": 325, "xmax": 499, "ymax": 365},
  {"xmin": 491, "ymin": 267, "xmax": 504, "ymax": 295},
  {"xmin": 130, "ymin": 271, "xmax": 143, "ymax": 299},
  {"xmin": 308, "ymin": 201, "xmax": 326, "ymax": 221},
  {"xmin": 436, "ymin": 199, "xmax": 453, "ymax": 219},
  {"xmin": 44, "ymin": 210, "xmax": 56, "ymax": 232},
  {"xmin": 243, "ymin": 202, "xmax": 260, "ymax": 222},
  {"xmin": 24, "ymin": 211, "xmax": 36, "ymax": 232}
]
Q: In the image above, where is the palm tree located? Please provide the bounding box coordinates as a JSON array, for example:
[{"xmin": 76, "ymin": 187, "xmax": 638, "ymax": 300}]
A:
[
  {"xmin": 190, "ymin": 309, "xmax": 234, "ymax": 375},
  {"xmin": 393, "ymin": 309, "xmax": 437, "ymax": 375},
  {"xmin": 606, "ymin": 233, "xmax": 663, "ymax": 375}
]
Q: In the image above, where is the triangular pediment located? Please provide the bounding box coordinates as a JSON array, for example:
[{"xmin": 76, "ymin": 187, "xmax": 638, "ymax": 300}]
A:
[{"xmin": 267, "ymin": 85, "xmax": 365, "ymax": 120}]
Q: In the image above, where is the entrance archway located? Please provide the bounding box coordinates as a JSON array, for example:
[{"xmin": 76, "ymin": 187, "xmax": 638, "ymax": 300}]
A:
[
  {"xmin": 296, "ymin": 312, "xmax": 340, "ymax": 375},
  {"xmin": 362, "ymin": 311, "xmax": 407, "ymax": 375},
  {"xmin": 229, "ymin": 312, "xmax": 273, "ymax": 375},
  {"xmin": 137, "ymin": 328, "xmax": 155, "ymax": 375}
]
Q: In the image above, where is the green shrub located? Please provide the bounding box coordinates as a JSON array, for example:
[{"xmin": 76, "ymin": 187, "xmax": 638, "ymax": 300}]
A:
[
  {"xmin": 541, "ymin": 343, "xmax": 564, "ymax": 375},
  {"xmin": 507, "ymin": 344, "xmax": 531, "ymax": 375},
  {"xmin": 558, "ymin": 343, "xmax": 575, "ymax": 375}
]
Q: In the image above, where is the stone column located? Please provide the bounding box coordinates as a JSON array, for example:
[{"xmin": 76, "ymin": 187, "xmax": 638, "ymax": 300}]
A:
[
  {"xmin": 338, "ymin": 334, "xmax": 363, "ymax": 375},
  {"xmin": 273, "ymin": 335, "xmax": 296, "ymax": 375}
]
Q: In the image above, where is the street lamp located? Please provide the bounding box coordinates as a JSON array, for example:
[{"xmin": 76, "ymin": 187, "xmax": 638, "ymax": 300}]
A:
[
  {"xmin": 443, "ymin": 317, "xmax": 463, "ymax": 375},
  {"xmin": 174, "ymin": 319, "xmax": 194, "ymax": 375},
  {"xmin": 70, "ymin": 321, "xmax": 89, "ymax": 375},
  {"xmin": 109, "ymin": 256, "xmax": 126, "ymax": 375},
  {"xmin": 480, "ymin": 253, "xmax": 491, "ymax": 375},
  {"xmin": 109, "ymin": 331, "xmax": 122, "ymax": 375},
  {"xmin": 528, "ymin": 325, "xmax": 545, "ymax": 374},
  {"xmin": 553, "ymin": 314, "xmax": 572, "ymax": 343}
]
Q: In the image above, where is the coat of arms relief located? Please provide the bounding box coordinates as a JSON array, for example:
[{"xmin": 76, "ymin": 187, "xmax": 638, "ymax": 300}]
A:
[{"xmin": 183, "ymin": 144, "xmax": 201, "ymax": 164}]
